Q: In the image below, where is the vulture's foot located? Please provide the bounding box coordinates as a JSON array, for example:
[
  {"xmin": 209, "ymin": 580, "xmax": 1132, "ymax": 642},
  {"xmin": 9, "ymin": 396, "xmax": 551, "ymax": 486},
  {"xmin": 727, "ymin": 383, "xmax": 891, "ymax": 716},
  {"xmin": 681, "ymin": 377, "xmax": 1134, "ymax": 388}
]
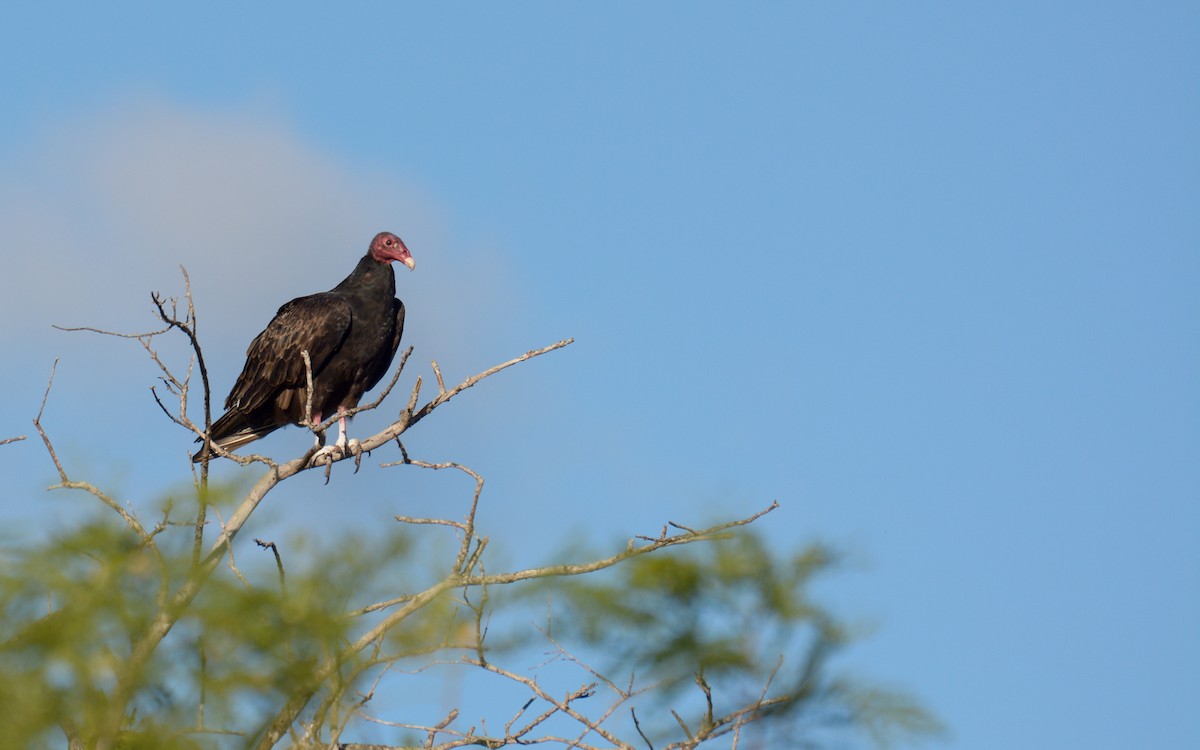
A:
[
  {"xmin": 309, "ymin": 439, "xmax": 366, "ymax": 469},
  {"xmin": 310, "ymin": 444, "xmax": 345, "ymax": 467}
]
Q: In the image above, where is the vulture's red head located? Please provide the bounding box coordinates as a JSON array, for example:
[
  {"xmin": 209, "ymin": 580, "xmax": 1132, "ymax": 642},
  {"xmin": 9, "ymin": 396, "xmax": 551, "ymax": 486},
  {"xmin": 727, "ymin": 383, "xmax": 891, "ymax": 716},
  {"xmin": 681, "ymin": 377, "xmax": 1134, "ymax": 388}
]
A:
[{"xmin": 370, "ymin": 231, "xmax": 416, "ymax": 270}]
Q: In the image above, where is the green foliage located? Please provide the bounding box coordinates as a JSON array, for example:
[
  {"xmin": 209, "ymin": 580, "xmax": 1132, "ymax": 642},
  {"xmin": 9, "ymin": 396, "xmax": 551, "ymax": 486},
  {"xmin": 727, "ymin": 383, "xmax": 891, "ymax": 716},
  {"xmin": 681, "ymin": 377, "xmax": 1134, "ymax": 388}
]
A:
[
  {"xmin": 523, "ymin": 530, "xmax": 940, "ymax": 746},
  {"xmin": 0, "ymin": 481, "xmax": 940, "ymax": 750},
  {"xmin": 0, "ymin": 455, "xmax": 943, "ymax": 750},
  {"xmin": 0, "ymin": 488, "xmax": 421, "ymax": 749},
  {"xmin": 1, "ymin": 517, "xmax": 174, "ymax": 747}
]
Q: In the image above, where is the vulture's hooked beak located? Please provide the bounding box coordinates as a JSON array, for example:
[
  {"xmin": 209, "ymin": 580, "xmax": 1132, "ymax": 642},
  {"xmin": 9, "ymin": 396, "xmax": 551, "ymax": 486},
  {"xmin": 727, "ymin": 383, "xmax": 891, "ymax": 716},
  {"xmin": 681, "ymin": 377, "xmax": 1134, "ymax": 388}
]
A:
[{"xmin": 402, "ymin": 256, "xmax": 416, "ymax": 271}]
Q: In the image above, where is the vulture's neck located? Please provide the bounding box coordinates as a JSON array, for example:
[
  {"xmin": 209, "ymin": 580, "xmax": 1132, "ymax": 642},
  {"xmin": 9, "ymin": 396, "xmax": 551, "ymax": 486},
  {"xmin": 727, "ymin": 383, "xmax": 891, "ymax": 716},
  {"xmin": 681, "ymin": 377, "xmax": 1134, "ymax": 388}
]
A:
[{"xmin": 333, "ymin": 254, "xmax": 397, "ymax": 299}]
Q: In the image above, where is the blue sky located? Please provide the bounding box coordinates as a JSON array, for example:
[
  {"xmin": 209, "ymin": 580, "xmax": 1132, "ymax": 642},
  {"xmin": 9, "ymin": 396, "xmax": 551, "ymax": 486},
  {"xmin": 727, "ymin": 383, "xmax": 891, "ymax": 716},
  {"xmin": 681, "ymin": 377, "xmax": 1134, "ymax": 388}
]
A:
[{"xmin": 1, "ymin": 3, "xmax": 1197, "ymax": 748}]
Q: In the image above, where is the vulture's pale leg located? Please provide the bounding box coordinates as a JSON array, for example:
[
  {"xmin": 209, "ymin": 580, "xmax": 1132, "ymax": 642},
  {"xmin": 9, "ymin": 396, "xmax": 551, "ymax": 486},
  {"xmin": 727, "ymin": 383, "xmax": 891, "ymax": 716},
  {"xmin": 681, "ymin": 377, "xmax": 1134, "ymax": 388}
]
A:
[
  {"xmin": 309, "ymin": 408, "xmax": 361, "ymax": 466},
  {"xmin": 334, "ymin": 407, "xmax": 363, "ymax": 457}
]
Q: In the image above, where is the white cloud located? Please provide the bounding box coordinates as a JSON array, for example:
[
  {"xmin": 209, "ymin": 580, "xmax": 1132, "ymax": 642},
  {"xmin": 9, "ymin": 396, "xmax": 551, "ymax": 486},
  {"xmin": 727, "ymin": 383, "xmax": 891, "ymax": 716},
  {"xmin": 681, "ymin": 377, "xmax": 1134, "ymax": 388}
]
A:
[{"xmin": 0, "ymin": 97, "xmax": 523, "ymax": 383}]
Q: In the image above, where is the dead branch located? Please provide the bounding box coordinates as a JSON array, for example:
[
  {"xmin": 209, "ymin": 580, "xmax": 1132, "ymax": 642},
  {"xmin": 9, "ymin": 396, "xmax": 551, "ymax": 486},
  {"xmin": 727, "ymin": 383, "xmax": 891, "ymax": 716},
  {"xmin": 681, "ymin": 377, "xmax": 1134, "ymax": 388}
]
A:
[
  {"xmin": 0, "ymin": 434, "xmax": 26, "ymax": 446},
  {"xmin": 151, "ymin": 266, "xmax": 212, "ymax": 434},
  {"xmin": 466, "ymin": 660, "xmax": 621, "ymax": 747},
  {"xmin": 357, "ymin": 674, "xmax": 616, "ymax": 750},
  {"xmin": 32, "ymin": 359, "xmax": 162, "ymax": 557},
  {"xmin": 53, "ymin": 324, "xmax": 172, "ymax": 339},
  {"xmin": 303, "ymin": 339, "xmax": 571, "ymax": 469},
  {"xmin": 465, "ymin": 502, "xmax": 779, "ymax": 588},
  {"xmin": 399, "ymin": 340, "xmax": 573, "ymax": 436},
  {"xmin": 385, "ymin": 451, "xmax": 486, "ymax": 575},
  {"xmin": 57, "ymin": 268, "xmax": 217, "ymax": 565}
]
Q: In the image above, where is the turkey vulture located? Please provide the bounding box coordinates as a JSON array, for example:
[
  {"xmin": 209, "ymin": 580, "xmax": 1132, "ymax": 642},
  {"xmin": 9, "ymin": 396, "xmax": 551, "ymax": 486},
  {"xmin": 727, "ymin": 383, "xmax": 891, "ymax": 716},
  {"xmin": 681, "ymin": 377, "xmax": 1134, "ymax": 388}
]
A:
[{"xmin": 192, "ymin": 231, "xmax": 415, "ymax": 463}]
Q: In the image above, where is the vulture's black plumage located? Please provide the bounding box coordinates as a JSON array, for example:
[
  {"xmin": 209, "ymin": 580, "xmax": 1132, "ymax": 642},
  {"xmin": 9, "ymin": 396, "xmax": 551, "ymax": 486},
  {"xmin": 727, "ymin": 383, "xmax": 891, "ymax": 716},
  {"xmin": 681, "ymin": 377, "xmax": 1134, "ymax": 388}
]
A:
[{"xmin": 193, "ymin": 231, "xmax": 415, "ymax": 462}]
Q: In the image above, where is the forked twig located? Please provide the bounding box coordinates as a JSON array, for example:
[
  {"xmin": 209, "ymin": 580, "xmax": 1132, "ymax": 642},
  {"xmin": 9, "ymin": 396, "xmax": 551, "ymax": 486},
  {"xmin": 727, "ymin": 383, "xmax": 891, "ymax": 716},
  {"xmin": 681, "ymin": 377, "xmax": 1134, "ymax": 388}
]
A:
[{"xmin": 255, "ymin": 539, "xmax": 287, "ymax": 595}]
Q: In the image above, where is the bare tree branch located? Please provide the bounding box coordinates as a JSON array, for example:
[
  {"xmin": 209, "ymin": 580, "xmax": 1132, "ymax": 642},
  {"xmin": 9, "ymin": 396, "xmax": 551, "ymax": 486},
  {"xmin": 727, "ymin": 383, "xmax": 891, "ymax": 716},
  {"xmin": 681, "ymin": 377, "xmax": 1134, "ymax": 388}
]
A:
[
  {"xmin": 387, "ymin": 453, "xmax": 486, "ymax": 575},
  {"xmin": 464, "ymin": 502, "xmax": 779, "ymax": 588},
  {"xmin": 33, "ymin": 359, "xmax": 162, "ymax": 556}
]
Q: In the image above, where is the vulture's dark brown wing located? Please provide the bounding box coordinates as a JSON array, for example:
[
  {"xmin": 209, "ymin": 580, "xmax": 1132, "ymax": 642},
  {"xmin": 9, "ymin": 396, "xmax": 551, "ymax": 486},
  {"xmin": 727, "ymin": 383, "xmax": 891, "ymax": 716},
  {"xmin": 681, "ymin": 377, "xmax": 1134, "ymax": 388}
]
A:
[
  {"xmin": 225, "ymin": 294, "xmax": 353, "ymax": 414},
  {"xmin": 362, "ymin": 298, "xmax": 406, "ymax": 393}
]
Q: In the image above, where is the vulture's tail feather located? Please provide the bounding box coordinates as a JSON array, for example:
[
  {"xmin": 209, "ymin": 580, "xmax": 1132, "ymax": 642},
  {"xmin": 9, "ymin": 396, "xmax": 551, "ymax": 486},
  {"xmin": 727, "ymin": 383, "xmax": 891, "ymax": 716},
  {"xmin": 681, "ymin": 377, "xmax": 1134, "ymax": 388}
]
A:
[{"xmin": 191, "ymin": 411, "xmax": 282, "ymax": 463}]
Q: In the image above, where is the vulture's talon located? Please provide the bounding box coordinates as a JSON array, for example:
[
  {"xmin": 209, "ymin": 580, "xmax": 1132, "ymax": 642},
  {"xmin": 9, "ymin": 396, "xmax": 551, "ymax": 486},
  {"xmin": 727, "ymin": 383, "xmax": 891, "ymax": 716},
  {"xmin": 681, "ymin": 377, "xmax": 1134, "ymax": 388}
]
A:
[{"xmin": 344, "ymin": 439, "xmax": 364, "ymax": 472}]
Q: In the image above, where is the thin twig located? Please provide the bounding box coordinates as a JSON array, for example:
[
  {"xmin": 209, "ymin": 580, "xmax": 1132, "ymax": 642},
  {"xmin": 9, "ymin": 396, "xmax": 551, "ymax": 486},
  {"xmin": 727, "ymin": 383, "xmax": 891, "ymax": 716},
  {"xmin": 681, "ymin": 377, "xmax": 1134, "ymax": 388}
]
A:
[
  {"xmin": 385, "ymin": 455, "xmax": 486, "ymax": 575},
  {"xmin": 343, "ymin": 593, "xmax": 420, "ymax": 618},
  {"xmin": 671, "ymin": 711, "xmax": 693, "ymax": 743},
  {"xmin": 53, "ymin": 324, "xmax": 172, "ymax": 339},
  {"xmin": 212, "ymin": 508, "xmax": 252, "ymax": 590},
  {"xmin": 632, "ymin": 708, "xmax": 654, "ymax": 750},
  {"xmin": 33, "ymin": 360, "xmax": 160, "ymax": 550},
  {"xmin": 255, "ymin": 539, "xmax": 287, "ymax": 595},
  {"xmin": 465, "ymin": 660, "xmax": 617, "ymax": 747},
  {"xmin": 152, "ymin": 268, "xmax": 211, "ymax": 433},
  {"xmin": 431, "ymin": 359, "xmax": 447, "ymax": 395},
  {"xmin": 540, "ymin": 627, "xmax": 632, "ymax": 700},
  {"xmin": 695, "ymin": 671, "xmax": 714, "ymax": 732}
]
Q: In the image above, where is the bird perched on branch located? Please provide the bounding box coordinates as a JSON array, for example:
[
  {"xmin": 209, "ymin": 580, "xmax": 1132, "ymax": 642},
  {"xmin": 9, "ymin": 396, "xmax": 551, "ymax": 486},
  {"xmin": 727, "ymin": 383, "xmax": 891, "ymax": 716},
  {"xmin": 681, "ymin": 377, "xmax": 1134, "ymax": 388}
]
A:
[{"xmin": 193, "ymin": 231, "xmax": 415, "ymax": 463}]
